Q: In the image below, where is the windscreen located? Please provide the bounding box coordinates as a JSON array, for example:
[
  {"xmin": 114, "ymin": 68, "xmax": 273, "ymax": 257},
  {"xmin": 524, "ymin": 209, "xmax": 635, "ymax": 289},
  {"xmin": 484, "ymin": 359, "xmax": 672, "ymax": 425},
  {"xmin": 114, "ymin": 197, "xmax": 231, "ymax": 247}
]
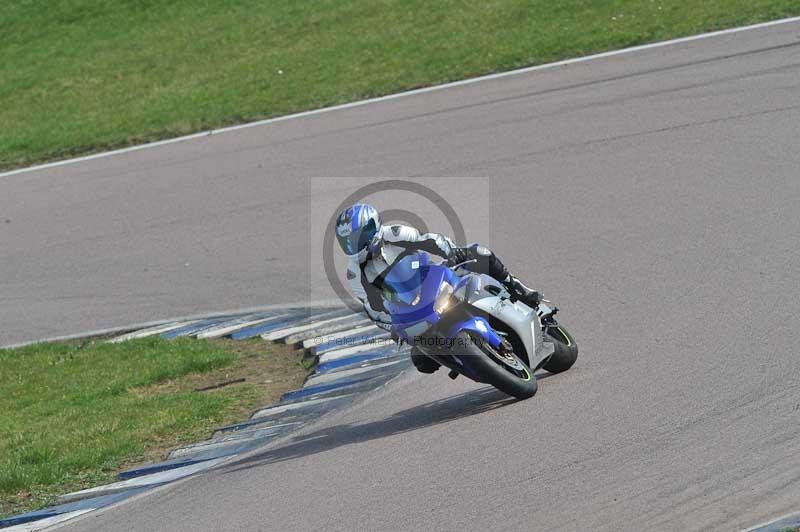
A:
[{"xmin": 382, "ymin": 253, "xmax": 427, "ymax": 306}]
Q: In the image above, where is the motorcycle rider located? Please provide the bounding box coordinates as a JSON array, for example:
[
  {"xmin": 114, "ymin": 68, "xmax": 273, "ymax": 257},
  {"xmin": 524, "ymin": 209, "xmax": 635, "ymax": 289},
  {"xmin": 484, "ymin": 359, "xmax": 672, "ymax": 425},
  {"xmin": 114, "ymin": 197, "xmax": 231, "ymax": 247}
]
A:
[{"xmin": 335, "ymin": 203, "xmax": 540, "ymax": 374}]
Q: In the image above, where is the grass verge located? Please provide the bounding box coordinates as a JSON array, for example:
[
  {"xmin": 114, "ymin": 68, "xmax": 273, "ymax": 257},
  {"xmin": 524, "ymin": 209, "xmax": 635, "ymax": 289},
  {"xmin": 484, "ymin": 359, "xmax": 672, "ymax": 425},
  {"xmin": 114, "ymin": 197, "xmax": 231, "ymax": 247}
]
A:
[
  {"xmin": 2, "ymin": 1, "xmax": 800, "ymax": 170},
  {"xmin": 0, "ymin": 336, "xmax": 307, "ymax": 518}
]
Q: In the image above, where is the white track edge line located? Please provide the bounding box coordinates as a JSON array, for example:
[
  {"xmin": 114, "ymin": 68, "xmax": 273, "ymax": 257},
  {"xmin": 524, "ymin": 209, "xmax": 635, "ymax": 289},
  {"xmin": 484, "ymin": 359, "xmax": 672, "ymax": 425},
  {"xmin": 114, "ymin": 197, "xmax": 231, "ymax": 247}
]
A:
[
  {"xmin": 742, "ymin": 511, "xmax": 800, "ymax": 531},
  {"xmin": 2, "ymin": 16, "xmax": 799, "ymax": 179}
]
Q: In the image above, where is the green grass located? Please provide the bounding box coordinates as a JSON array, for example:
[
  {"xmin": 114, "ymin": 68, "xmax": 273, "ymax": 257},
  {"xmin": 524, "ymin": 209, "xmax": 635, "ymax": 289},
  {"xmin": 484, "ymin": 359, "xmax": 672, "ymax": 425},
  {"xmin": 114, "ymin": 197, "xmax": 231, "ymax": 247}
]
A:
[
  {"xmin": 1, "ymin": 1, "xmax": 799, "ymax": 170},
  {"xmin": 0, "ymin": 337, "xmax": 306, "ymax": 518}
]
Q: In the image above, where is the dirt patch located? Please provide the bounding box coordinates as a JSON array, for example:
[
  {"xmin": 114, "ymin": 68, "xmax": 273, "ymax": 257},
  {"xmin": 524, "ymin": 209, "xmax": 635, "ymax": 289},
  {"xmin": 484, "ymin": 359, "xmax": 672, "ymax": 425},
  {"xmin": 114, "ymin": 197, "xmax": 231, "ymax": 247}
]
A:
[
  {"xmin": 135, "ymin": 339, "xmax": 308, "ymax": 399},
  {"xmin": 119, "ymin": 339, "xmax": 309, "ymax": 475}
]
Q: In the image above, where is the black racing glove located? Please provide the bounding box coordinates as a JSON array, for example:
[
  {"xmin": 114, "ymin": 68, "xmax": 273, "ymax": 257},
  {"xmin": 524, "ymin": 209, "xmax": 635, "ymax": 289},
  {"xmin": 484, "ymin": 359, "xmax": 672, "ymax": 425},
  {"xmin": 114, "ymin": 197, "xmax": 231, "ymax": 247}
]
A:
[{"xmin": 446, "ymin": 247, "xmax": 470, "ymax": 268}]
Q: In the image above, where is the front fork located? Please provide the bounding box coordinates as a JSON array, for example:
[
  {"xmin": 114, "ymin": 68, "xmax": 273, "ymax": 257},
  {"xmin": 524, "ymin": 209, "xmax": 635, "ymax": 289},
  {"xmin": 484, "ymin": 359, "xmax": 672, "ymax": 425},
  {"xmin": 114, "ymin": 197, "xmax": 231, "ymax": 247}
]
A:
[{"xmin": 412, "ymin": 305, "xmax": 500, "ymax": 381}]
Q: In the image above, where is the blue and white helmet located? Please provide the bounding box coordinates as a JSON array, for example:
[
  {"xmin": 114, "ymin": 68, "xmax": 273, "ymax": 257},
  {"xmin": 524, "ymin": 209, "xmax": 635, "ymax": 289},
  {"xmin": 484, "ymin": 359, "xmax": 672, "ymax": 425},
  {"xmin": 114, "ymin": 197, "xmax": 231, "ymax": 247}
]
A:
[{"xmin": 335, "ymin": 203, "xmax": 381, "ymax": 259}]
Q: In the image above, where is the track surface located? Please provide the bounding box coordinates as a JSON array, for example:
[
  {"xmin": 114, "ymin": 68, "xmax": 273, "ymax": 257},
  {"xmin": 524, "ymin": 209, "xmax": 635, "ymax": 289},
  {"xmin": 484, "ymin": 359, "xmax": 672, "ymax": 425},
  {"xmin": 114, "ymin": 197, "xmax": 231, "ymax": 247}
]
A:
[{"xmin": 4, "ymin": 22, "xmax": 800, "ymax": 531}]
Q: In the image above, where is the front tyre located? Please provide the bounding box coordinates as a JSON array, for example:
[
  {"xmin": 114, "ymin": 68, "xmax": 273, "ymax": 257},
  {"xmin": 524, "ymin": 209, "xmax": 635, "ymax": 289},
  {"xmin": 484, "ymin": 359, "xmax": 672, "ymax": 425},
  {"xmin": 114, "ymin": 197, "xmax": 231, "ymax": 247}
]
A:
[
  {"xmin": 542, "ymin": 324, "xmax": 578, "ymax": 373},
  {"xmin": 457, "ymin": 331, "xmax": 537, "ymax": 399}
]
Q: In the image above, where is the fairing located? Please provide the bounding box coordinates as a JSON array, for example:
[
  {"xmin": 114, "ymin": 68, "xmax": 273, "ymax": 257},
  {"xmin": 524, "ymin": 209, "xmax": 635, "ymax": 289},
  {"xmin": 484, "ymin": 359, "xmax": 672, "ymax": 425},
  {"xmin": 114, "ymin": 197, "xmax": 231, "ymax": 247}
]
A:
[{"xmin": 382, "ymin": 251, "xmax": 554, "ymax": 372}]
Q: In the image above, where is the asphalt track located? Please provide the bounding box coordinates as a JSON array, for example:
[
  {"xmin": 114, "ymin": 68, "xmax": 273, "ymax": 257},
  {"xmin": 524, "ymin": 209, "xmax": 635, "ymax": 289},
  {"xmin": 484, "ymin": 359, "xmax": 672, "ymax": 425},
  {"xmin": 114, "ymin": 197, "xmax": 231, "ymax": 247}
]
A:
[{"xmin": 3, "ymin": 20, "xmax": 800, "ymax": 532}]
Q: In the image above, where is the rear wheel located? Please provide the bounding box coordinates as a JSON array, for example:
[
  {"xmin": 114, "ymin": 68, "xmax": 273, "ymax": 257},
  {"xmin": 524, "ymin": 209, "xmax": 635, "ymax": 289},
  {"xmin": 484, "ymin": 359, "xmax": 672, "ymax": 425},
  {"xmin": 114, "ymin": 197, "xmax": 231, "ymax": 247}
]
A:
[
  {"xmin": 457, "ymin": 331, "xmax": 537, "ymax": 399},
  {"xmin": 542, "ymin": 324, "xmax": 578, "ymax": 373}
]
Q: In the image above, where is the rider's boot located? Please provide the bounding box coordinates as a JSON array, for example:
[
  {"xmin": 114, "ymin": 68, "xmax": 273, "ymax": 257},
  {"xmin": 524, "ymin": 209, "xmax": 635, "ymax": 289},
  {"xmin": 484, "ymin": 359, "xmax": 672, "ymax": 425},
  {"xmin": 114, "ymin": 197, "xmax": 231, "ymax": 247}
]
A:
[
  {"xmin": 449, "ymin": 244, "xmax": 541, "ymax": 308},
  {"xmin": 503, "ymin": 274, "xmax": 541, "ymax": 308}
]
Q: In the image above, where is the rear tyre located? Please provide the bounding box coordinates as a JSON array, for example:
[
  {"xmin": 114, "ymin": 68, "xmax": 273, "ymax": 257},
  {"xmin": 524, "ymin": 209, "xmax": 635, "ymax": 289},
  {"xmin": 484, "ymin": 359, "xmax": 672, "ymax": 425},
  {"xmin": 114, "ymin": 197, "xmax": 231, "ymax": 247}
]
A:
[
  {"xmin": 457, "ymin": 331, "xmax": 537, "ymax": 399},
  {"xmin": 542, "ymin": 324, "xmax": 578, "ymax": 374}
]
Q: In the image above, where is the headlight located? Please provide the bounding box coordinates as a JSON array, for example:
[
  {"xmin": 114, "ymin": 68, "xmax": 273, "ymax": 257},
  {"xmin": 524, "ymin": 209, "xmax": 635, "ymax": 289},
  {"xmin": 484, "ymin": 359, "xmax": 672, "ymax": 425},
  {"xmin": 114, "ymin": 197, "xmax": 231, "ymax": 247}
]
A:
[{"xmin": 433, "ymin": 281, "xmax": 455, "ymax": 315}]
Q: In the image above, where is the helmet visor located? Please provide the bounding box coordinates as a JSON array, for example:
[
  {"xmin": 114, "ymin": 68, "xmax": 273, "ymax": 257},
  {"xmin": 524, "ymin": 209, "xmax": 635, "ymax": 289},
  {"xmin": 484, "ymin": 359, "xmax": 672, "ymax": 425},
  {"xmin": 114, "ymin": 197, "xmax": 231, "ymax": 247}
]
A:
[
  {"xmin": 336, "ymin": 218, "xmax": 378, "ymax": 256},
  {"xmin": 356, "ymin": 219, "xmax": 378, "ymax": 252}
]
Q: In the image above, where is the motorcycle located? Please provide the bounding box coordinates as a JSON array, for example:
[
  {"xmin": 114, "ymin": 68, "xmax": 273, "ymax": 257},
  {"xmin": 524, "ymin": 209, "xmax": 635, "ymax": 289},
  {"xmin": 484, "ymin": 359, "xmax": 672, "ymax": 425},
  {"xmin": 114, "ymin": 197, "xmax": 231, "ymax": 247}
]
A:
[{"xmin": 382, "ymin": 251, "xmax": 578, "ymax": 399}]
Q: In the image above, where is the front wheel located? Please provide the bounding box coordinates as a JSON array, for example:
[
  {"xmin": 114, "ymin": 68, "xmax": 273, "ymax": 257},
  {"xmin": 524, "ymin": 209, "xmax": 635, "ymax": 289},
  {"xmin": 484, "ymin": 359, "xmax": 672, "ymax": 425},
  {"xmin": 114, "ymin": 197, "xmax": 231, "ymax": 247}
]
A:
[
  {"xmin": 542, "ymin": 323, "xmax": 578, "ymax": 373},
  {"xmin": 457, "ymin": 331, "xmax": 537, "ymax": 399}
]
